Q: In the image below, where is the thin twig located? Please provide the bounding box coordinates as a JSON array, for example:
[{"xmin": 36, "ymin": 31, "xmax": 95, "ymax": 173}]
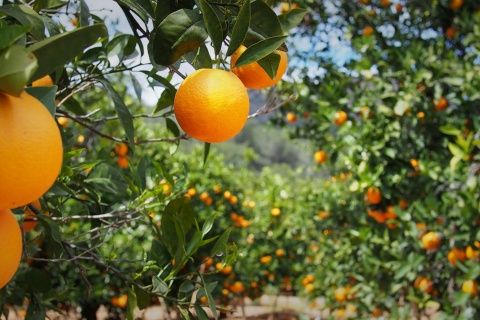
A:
[{"xmin": 248, "ymin": 94, "xmax": 297, "ymax": 119}]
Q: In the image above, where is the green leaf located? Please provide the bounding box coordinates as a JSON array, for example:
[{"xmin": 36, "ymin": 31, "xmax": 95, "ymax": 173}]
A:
[
  {"xmin": 452, "ymin": 291, "xmax": 471, "ymax": 307},
  {"xmin": 98, "ymin": 78, "xmax": 136, "ymax": 152},
  {"xmin": 199, "ymin": 275, "xmax": 218, "ymax": 320},
  {"xmin": 194, "ymin": 304, "xmax": 211, "ymax": 320},
  {"xmin": 106, "ymin": 34, "xmax": 138, "ymax": 61},
  {"xmin": 134, "ymin": 286, "xmax": 151, "ymax": 311},
  {"xmin": 183, "ymin": 44, "xmax": 213, "ymax": 69},
  {"xmin": 210, "ymin": 228, "xmax": 230, "ymax": 256},
  {"xmin": 257, "ymin": 51, "xmax": 281, "ymax": 80},
  {"xmin": 33, "ymin": 0, "xmax": 67, "ymax": 12},
  {"xmin": 448, "ymin": 142, "xmax": 465, "ymax": 158},
  {"xmin": 21, "ymin": 269, "xmax": 52, "ymax": 293},
  {"xmin": 179, "ymin": 280, "xmax": 195, "ymax": 293},
  {"xmin": 126, "ymin": 287, "xmax": 137, "ymax": 320},
  {"xmin": 152, "ymin": 276, "xmax": 169, "ymax": 294},
  {"xmin": 226, "ymin": 0, "xmax": 250, "ymax": 57},
  {"xmin": 24, "ymin": 86, "xmax": 57, "ymax": 117},
  {"xmin": 233, "ymin": 35, "xmax": 287, "ymax": 67},
  {"xmin": 0, "ymin": 4, "xmax": 45, "ymax": 40},
  {"xmin": 440, "ymin": 125, "xmax": 462, "ymax": 136},
  {"xmin": 37, "ymin": 215, "xmax": 63, "ymax": 258},
  {"xmin": 116, "ymin": 0, "xmax": 155, "ymax": 22},
  {"xmin": 202, "ymin": 213, "xmax": 216, "ymax": 236},
  {"xmin": 198, "ymin": 0, "xmax": 223, "ymax": 55},
  {"xmin": 178, "ymin": 308, "xmax": 191, "ymax": 320},
  {"xmin": 203, "ymin": 142, "xmax": 211, "ymax": 166},
  {"xmin": 394, "ymin": 100, "xmax": 409, "ymax": 116},
  {"xmin": 79, "ymin": 0, "xmax": 90, "ymax": 27},
  {"xmin": 0, "ymin": 45, "xmax": 38, "ymax": 96},
  {"xmin": 25, "ymin": 294, "xmax": 46, "ymax": 320},
  {"xmin": 0, "ymin": 25, "xmax": 31, "ymax": 50},
  {"xmin": 278, "ymin": 8, "xmax": 308, "ymax": 32},
  {"xmin": 27, "ymin": 24, "xmax": 107, "ymax": 81},
  {"xmin": 149, "ymin": 238, "xmax": 171, "ymax": 266},
  {"xmin": 150, "ymin": 9, "xmax": 208, "ymax": 66},
  {"xmin": 248, "ymin": 0, "xmax": 284, "ymax": 39}
]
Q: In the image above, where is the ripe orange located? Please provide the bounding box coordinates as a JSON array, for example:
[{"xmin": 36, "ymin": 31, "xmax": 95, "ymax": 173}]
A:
[
  {"xmin": 445, "ymin": 27, "xmax": 457, "ymax": 38},
  {"xmin": 395, "ymin": 4, "xmax": 403, "ymax": 12},
  {"xmin": 466, "ymin": 242, "xmax": 480, "ymax": 259},
  {"xmin": 275, "ymin": 248, "xmax": 285, "ymax": 257},
  {"xmin": 447, "ymin": 247, "xmax": 466, "ymax": 266},
  {"xmin": 32, "ymin": 75, "xmax": 54, "ymax": 87},
  {"xmin": 434, "ymin": 97, "xmax": 448, "ymax": 111},
  {"xmin": 271, "ymin": 207, "xmax": 281, "ymax": 217},
  {"xmin": 115, "ymin": 143, "xmax": 128, "ymax": 156},
  {"xmin": 314, "ymin": 150, "xmax": 328, "ymax": 163},
  {"xmin": 372, "ymin": 307, "xmax": 383, "ymax": 317},
  {"xmin": 462, "ymin": 280, "xmax": 478, "ymax": 296},
  {"xmin": 421, "ymin": 231, "xmax": 441, "ymax": 251},
  {"xmin": 22, "ymin": 199, "xmax": 42, "ymax": 232},
  {"xmin": 359, "ymin": 106, "xmax": 372, "ymax": 119},
  {"xmin": 230, "ymin": 45, "xmax": 288, "ymax": 89},
  {"xmin": 111, "ymin": 294, "xmax": 128, "ymax": 308},
  {"xmin": 173, "ymin": 69, "xmax": 250, "ymax": 143},
  {"xmin": 363, "ymin": 26, "xmax": 374, "ymax": 36},
  {"xmin": 117, "ymin": 156, "xmax": 128, "ymax": 168},
  {"xmin": 410, "ymin": 158, "xmax": 419, "ymax": 169},
  {"xmin": 333, "ymin": 110, "xmax": 347, "ymax": 125},
  {"xmin": 380, "ymin": 0, "xmax": 390, "ymax": 7},
  {"xmin": 366, "ymin": 187, "xmax": 382, "ymax": 204},
  {"xmin": 450, "ymin": 0, "xmax": 463, "ymax": 10},
  {"xmin": 230, "ymin": 281, "xmax": 245, "ymax": 293},
  {"xmin": 334, "ymin": 287, "xmax": 348, "ymax": 302},
  {"xmin": 414, "ymin": 276, "xmax": 433, "ymax": 294},
  {"xmin": 57, "ymin": 116, "xmax": 68, "ymax": 128},
  {"xmin": 285, "ymin": 112, "xmax": 297, "ymax": 123},
  {"xmin": 260, "ymin": 255, "xmax": 272, "ymax": 264},
  {"xmin": 0, "ymin": 209, "xmax": 23, "ymax": 289},
  {"xmin": 305, "ymin": 283, "xmax": 314, "ymax": 293},
  {"xmin": 0, "ymin": 92, "xmax": 63, "ymax": 210}
]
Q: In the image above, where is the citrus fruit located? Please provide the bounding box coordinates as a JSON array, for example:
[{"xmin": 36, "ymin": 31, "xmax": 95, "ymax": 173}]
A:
[
  {"xmin": 421, "ymin": 231, "xmax": 442, "ymax": 251},
  {"xmin": 462, "ymin": 279, "xmax": 478, "ymax": 296},
  {"xmin": 450, "ymin": 0, "xmax": 463, "ymax": 10},
  {"xmin": 0, "ymin": 91, "xmax": 63, "ymax": 210},
  {"xmin": 333, "ymin": 110, "xmax": 347, "ymax": 125},
  {"xmin": 173, "ymin": 69, "xmax": 250, "ymax": 143},
  {"xmin": 334, "ymin": 287, "xmax": 348, "ymax": 302},
  {"xmin": 366, "ymin": 187, "xmax": 382, "ymax": 204},
  {"xmin": 271, "ymin": 208, "xmax": 281, "ymax": 217},
  {"xmin": 0, "ymin": 209, "xmax": 22, "ymax": 289},
  {"xmin": 447, "ymin": 247, "xmax": 466, "ymax": 266},
  {"xmin": 314, "ymin": 150, "xmax": 328, "ymax": 163},
  {"xmin": 230, "ymin": 45, "xmax": 288, "ymax": 89},
  {"xmin": 32, "ymin": 75, "xmax": 54, "ymax": 87},
  {"xmin": 434, "ymin": 97, "xmax": 448, "ymax": 111},
  {"xmin": 363, "ymin": 26, "xmax": 374, "ymax": 36}
]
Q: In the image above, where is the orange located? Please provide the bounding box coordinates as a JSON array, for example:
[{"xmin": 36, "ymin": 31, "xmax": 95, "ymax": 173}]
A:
[
  {"xmin": 0, "ymin": 209, "xmax": 22, "ymax": 289},
  {"xmin": 466, "ymin": 242, "xmax": 480, "ymax": 259},
  {"xmin": 399, "ymin": 198, "xmax": 408, "ymax": 210},
  {"xmin": 450, "ymin": 0, "xmax": 463, "ymax": 10},
  {"xmin": 111, "ymin": 294, "xmax": 128, "ymax": 308},
  {"xmin": 380, "ymin": 0, "xmax": 390, "ymax": 6},
  {"xmin": 260, "ymin": 255, "xmax": 272, "ymax": 264},
  {"xmin": 395, "ymin": 4, "xmax": 403, "ymax": 12},
  {"xmin": 314, "ymin": 150, "xmax": 327, "ymax": 163},
  {"xmin": 434, "ymin": 97, "xmax": 448, "ymax": 111},
  {"xmin": 333, "ymin": 110, "xmax": 347, "ymax": 125},
  {"xmin": 462, "ymin": 280, "xmax": 478, "ymax": 296},
  {"xmin": 410, "ymin": 158, "xmax": 419, "ymax": 169},
  {"xmin": 32, "ymin": 75, "xmax": 54, "ymax": 87},
  {"xmin": 22, "ymin": 199, "xmax": 42, "ymax": 232},
  {"xmin": 0, "ymin": 92, "xmax": 63, "ymax": 210},
  {"xmin": 415, "ymin": 277, "xmax": 433, "ymax": 294},
  {"xmin": 57, "ymin": 116, "xmax": 68, "ymax": 128},
  {"xmin": 366, "ymin": 187, "xmax": 382, "ymax": 204},
  {"xmin": 359, "ymin": 106, "xmax": 372, "ymax": 119},
  {"xmin": 305, "ymin": 283, "xmax": 314, "ymax": 293},
  {"xmin": 421, "ymin": 231, "xmax": 441, "ymax": 251},
  {"xmin": 334, "ymin": 287, "xmax": 348, "ymax": 302},
  {"xmin": 275, "ymin": 248, "xmax": 285, "ymax": 257},
  {"xmin": 115, "ymin": 143, "xmax": 128, "ymax": 156},
  {"xmin": 230, "ymin": 45, "xmax": 288, "ymax": 89},
  {"xmin": 117, "ymin": 156, "xmax": 128, "ymax": 168},
  {"xmin": 445, "ymin": 27, "xmax": 457, "ymax": 38},
  {"xmin": 372, "ymin": 307, "xmax": 383, "ymax": 317},
  {"xmin": 285, "ymin": 112, "xmax": 297, "ymax": 123},
  {"xmin": 363, "ymin": 26, "xmax": 374, "ymax": 36},
  {"xmin": 271, "ymin": 207, "xmax": 281, "ymax": 217},
  {"xmin": 230, "ymin": 281, "xmax": 245, "ymax": 293},
  {"xmin": 173, "ymin": 69, "xmax": 249, "ymax": 143},
  {"xmin": 447, "ymin": 247, "xmax": 466, "ymax": 266}
]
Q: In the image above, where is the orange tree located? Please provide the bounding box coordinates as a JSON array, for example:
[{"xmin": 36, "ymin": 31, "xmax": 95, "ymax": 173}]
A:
[
  {"xmin": 268, "ymin": 0, "xmax": 480, "ymax": 318},
  {"xmin": 0, "ymin": 0, "xmax": 306, "ymax": 318}
]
